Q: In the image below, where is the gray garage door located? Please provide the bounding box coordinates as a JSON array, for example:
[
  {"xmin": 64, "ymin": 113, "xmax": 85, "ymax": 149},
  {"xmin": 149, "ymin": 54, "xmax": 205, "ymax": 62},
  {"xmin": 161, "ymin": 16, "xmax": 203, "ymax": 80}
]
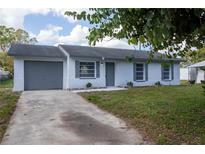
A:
[{"xmin": 24, "ymin": 61, "xmax": 63, "ymax": 90}]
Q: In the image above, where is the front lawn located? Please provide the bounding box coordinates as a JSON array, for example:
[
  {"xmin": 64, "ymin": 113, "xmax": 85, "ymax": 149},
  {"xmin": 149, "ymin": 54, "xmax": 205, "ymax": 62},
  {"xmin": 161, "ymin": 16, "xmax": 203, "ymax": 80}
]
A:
[
  {"xmin": 0, "ymin": 79, "xmax": 20, "ymax": 142},
  {"xmin": 80, "ymin": 85, "xmax": 205, "ymax": 144}
]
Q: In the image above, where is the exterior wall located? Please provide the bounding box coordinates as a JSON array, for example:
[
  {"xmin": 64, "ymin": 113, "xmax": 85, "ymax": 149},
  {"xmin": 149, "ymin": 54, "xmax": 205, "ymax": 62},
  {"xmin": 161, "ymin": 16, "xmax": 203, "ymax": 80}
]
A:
[
  {"xmin": 196, "ymin": 68, "xmax": 205, "ymax": 83},
  {"xmin": 69, "ymin": 58, "xmax": 181, "ymax": 89},
  {"xmin": 13, "ymin": 57, "xmax": 67, "ymax": 91},
  {"xmin": 13, "ymin": 56, "xmax": 181, "ymax": 91},
  {"xmin": 188, "ymin": 67, "xmax": 205, "ymax": 83},
  {"xmin": 115, "ymin": 61, "xmax": 180, "ymax": 87},
  {"xmin": 13, "ymin": 58, "xmax": 24, "ymax": 91},
  {"xmin": 68, "ymin": 57, "xmax": 106, "ymax": 89}
]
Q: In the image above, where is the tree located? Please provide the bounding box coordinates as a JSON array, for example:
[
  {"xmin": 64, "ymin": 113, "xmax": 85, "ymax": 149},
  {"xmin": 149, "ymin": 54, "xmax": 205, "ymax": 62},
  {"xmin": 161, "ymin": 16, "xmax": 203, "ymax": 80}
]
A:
[
  {"xmin": 65, "ymin": 9, "xmax": 205, "ymax": 58},
  {"xmin": 0, "ymin": 52, "xmax": 13, "ymax": 77},
  {"xmin": 181, "ymin": 47, "xmax": 205, "ymax": 66},
  {"xmin": 0, "ymin": 25, "xmax": 37, "ymax": 52}
]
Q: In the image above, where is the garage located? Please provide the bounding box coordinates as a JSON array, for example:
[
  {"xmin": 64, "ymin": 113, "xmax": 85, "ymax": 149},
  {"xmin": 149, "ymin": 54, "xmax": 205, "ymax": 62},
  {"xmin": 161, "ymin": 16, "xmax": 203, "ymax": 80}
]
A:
[{"xmin": 24, "ymin": 61, "xmax": 63, "ymax": 90}]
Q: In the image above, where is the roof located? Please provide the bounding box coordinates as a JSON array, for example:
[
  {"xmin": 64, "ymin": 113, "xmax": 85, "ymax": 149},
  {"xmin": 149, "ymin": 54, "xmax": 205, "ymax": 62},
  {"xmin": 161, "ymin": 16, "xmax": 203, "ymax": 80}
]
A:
[
  {"xmin": 8, "ymin": 44, "xmax": 66, "ymax": 58},
  {"xmin": 59, "ymin": 45, "xmax": 182, "ymax": 62},
  {"xmin": 188, "ymin": 60, "xmax": 205, "ymax": 68},
  {"xmin": 8, "ymin": 44, "xmax": 183, "ymax": 62}
]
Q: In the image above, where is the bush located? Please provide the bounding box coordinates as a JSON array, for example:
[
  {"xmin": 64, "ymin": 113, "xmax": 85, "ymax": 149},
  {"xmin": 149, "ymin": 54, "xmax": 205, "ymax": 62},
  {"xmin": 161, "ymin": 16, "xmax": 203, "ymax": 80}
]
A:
[
  {"xmin": 127, "ymin": 81, "xmax": 133, "ymax": 87},
  {"xmin": 201, "ymin": 80, "xmax": 205, "ymax": 96},
  {"xmin": 86, "ymin": 82, "xmax": 92, "ymax": 88},
  {"xmin": 155, "ymin": 81, "xmax": 161, "ymax": 86},
  {"xmin": 0, "ymin": 52, "xmax": 13, "ymax": 77},
  {"xmin": 201, "ymin": 80, "xmax": 205, "ymax": 84},
  {"xmin": 188, "ymin": 80, "xmax": 195, "ymax": 85}
]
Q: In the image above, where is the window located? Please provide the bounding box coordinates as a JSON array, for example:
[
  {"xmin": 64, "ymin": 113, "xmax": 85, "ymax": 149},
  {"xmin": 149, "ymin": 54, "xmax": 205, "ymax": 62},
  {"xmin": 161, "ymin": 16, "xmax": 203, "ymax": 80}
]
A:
[
  {"xmin": 136, "ymin": 63, "xmax": 144, "ymax": 81},
  {"xmin": 162, "ymin": 65, "xmax": 170, "ymax": 80},
  {"xmin": 79, "ymin": 62, "xmax": 95, "ymax": 78}
]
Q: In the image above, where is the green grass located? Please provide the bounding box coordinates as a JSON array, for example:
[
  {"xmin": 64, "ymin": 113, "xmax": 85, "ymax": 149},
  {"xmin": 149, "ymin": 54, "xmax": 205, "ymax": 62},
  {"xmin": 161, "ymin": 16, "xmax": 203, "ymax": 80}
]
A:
[
  {"xmin": 80, "ymin": 85, "xmax": 205, "ymax": 144},
  {"xmin": 0, "ymin": 79, "xmax": 13, "ymax": 89},
  {"xmin": 0, "ymin": 79, "xmax": 20, "ymax": 142}
]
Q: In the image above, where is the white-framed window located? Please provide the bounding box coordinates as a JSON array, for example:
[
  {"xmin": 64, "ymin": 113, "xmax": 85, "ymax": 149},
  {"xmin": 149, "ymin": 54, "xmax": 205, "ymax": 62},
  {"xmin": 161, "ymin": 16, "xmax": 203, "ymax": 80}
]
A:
[
  {"xmin": 79, "ymin": 61, "xmax": 96, "ymax": 78},
  {"xmin": 162, "ymin": 64, "xmax": 171, "ymax": 80},
  {"xmin": 135, "ymin": 63, "xmax": 145, "ymax": 81}
]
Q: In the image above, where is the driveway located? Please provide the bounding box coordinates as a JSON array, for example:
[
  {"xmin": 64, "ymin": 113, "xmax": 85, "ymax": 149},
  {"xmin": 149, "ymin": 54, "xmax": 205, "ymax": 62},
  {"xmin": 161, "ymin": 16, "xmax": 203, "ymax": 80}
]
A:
[{"xmin": 2, "ymin": 90, "xmax": 145, "ymax": 144}]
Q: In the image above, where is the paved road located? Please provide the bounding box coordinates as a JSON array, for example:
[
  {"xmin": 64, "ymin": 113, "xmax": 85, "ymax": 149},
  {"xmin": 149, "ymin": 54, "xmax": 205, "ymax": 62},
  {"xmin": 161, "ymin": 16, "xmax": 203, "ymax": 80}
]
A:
[{"xmin": 2, "ymin": 90, "xmax": 145, "ymax": 145}]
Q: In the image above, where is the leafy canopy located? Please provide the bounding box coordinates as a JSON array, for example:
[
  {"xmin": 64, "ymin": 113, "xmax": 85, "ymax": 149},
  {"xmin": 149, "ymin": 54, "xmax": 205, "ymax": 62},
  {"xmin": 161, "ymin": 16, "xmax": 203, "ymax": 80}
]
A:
[
  {"xmin": 184, "ymin": 47, "xmax": 205, "ymax": 65},
  {"xmin": 65, "ymin": 9, "xmax": 205, "ymax": 58},
  {"xmin": 0, "ymin": 25, "xmax": 37, "ymax": 52}
]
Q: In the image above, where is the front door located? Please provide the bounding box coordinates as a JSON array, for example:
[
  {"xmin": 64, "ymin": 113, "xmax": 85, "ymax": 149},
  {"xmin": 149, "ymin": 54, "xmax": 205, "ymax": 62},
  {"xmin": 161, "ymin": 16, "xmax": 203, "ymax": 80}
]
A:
[{"xmin": 106, "ymin": 62, "xmax": 115, "ymax": 86}]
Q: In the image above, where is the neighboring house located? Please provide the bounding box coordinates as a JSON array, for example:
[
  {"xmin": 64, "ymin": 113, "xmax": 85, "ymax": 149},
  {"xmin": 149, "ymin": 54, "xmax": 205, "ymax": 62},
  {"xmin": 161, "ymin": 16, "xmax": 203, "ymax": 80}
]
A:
[
  {"xmin": 8, "ymin": 44, "xmax": 182, "ymax": 91},
  {"xmin": 188, "ymin": 61, "xmax": 205, "ymax": 83},
  {"xmin": 180, "ymin": 67, "xmax": 188, "ymax": 80}
]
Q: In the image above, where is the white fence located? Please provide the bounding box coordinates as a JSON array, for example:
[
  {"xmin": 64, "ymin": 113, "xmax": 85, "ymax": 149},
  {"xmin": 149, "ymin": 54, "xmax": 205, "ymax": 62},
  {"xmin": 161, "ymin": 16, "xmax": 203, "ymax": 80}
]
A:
[{"xmin": 180, "ymin": 68, "xmax": 188, "ymax": 80}]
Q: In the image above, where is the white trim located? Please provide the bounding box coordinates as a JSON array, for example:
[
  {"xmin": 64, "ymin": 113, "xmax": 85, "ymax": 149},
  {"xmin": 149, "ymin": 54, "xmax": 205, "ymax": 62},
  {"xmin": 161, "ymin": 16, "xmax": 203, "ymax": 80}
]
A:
[
  {"xmin": 79, "ymin": 61, "xmax": 96, "ymax": 79},
  {"xmin": 135, "ymin": 62, "xmax": 146, "ymax": 82},
  {"xmin": 162, "ymin": 64, "xmax": 171, "ymax": 81},
  {"xmin": 58, "ymin": 45, "xmax": 70, "ymax": 89}
]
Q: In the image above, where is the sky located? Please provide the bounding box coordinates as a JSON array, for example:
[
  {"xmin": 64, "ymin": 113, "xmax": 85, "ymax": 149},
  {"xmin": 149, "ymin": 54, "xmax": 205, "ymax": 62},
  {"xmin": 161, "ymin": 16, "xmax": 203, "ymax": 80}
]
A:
[{"xmin": 0, "ymin": 8, "xmax": 142, "ymax": 50}]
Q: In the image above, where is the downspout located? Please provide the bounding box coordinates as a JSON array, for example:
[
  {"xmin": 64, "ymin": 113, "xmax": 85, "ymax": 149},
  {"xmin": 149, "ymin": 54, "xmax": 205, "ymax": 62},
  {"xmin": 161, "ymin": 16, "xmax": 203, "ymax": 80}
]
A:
[{"xmin": 58, "ymin": 45, "xmax": 70, "ymax": 90}]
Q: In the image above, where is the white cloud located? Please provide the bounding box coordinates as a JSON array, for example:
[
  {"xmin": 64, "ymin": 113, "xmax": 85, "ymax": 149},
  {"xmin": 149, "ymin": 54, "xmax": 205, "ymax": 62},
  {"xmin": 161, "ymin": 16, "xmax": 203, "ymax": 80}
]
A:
[
  {"xmin": 59, "ymin": 25, "xmax": 89, "ymax": 44},
  {"xmin": 36, "ymin": 24, "xmax": 63, "ymax": 43},
  {"xmin": 35, "ymin": 24, "xmax": 135, "ymax": 49},
  {"xmin": 0, "ymin": 8, "xmax": 50, "ymax": 28},
  {"xmin": 35, "ymin": 24, "xmax": 89, "ymax": 45},
  {"xmin": 0, "ymin": 8, "xmax": 88, "ymax": 29},
  {"xmin": 95, "ymin": 37, "xmax": 134, "ymax": 49}
]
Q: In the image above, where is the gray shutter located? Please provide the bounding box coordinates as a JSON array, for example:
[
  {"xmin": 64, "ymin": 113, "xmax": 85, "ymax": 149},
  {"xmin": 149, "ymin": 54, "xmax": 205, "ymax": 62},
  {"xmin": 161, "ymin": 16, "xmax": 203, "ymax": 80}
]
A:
[
  {"xmin": 75, "ymin": 60, "xmax": 80, "ymax": 78},
  {"xmin": 145, "ymin": 63, "xmax": 148, "ymax": 81},
  {"xmin": 161, "ymin": 64, "xmax": 164, "ymax": 80},
  {"xmin": 171, "ymin": 64, "xmax": 174, "ymax": 80},
  {"xmin": 133, "ymin": 63, "xmax": 136, "ymax": 81},
  {"xmin": 96, "ymin": 61, "xmax": 100, "ymax": 78}
]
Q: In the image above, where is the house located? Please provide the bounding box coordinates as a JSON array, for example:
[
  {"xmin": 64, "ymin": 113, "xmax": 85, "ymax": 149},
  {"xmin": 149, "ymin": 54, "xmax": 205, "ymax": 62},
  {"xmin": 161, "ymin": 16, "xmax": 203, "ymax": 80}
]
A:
[
  {"xmin": 8, "ymin": 44, "xmax": 182, "ymax": 91},
  {"xmin": 188, "ymin": 60, "xmax": 205, "ymax": 83}
]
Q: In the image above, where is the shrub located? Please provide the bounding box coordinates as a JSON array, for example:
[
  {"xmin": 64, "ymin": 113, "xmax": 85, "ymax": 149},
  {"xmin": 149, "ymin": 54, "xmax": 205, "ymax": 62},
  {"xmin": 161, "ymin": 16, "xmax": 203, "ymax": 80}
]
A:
[
  {"xmin": 0, "ymin": 52, "xmax": 13, "ymax": 77},
  {"xmin": 155, "ymin": 81, "xmax": 161, "ymax": 86},
  {"xmin": 201, "ymin": 80, "xmax": 205, "ymax": 84},
  {"xmin": 188, "ymin": 80, "xmax": 195, "ymax": 85},
  {"xmin": 127, "ymin": 81, "xmax": 133, "ymax": 87},
  {"xmin": 201, "ymin": 80, "xmax": 205, "ymax": 96},
  {"xmin": 86, "ymin": 82, "xmax": 92, "ymax": 88}
]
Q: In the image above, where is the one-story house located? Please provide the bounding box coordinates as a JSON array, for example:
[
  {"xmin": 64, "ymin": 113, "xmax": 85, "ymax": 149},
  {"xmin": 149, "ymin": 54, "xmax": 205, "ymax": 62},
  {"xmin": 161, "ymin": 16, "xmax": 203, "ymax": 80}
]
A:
[
  {"xmin": 8, "ymin": 44, "xmax": 182, "ymax": 91},
  {"xmin": 188, "ymin": 60, "xmax": 205, "ymax": 83}
]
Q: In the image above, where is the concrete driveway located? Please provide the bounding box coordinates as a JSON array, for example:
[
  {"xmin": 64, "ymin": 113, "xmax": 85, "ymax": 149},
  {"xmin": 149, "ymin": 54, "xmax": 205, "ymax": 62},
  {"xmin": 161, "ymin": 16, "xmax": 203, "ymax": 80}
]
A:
[{"xmin": 2, "ymin": 90, "xmax": 145, "ymax": 145}]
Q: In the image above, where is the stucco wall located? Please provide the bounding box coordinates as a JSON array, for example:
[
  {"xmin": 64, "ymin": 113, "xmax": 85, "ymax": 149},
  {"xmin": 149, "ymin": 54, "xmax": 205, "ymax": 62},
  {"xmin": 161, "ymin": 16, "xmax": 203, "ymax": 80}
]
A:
[
  {"xmin": 68, "ymin": 57, "xmax": 106, "ymax": 89},
  {"xmin": 115, "ymin": 61, "xmax": 180, "ymax": 87},
  {"xmin": 69, "ymin": 58, "xmax": 181, "ymax": 89},
  {"xmin": 196, "ymin": 69, "xmax": 205, "ymax": 83},
  {"xmin": 13, "ymin": 58, "xmax": 24, "ymax": 91},
  {"xmin": 13, "ymin": 56, "xmax": 181, "ymax": 91}
]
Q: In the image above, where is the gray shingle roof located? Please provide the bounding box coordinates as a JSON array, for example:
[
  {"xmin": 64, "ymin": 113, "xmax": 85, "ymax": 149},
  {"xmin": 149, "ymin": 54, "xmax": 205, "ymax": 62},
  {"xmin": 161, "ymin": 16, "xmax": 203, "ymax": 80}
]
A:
[
  {"xmin": 59, "ymin": 45, "xmax": 182, "ymax": 62},
  {"xmin": 8, "ymin": 44, "xmax": 66, "ymax": 58},
  {"xmin": 8, "ymin": 44, "xmax": 183, "ymax": 62}
]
